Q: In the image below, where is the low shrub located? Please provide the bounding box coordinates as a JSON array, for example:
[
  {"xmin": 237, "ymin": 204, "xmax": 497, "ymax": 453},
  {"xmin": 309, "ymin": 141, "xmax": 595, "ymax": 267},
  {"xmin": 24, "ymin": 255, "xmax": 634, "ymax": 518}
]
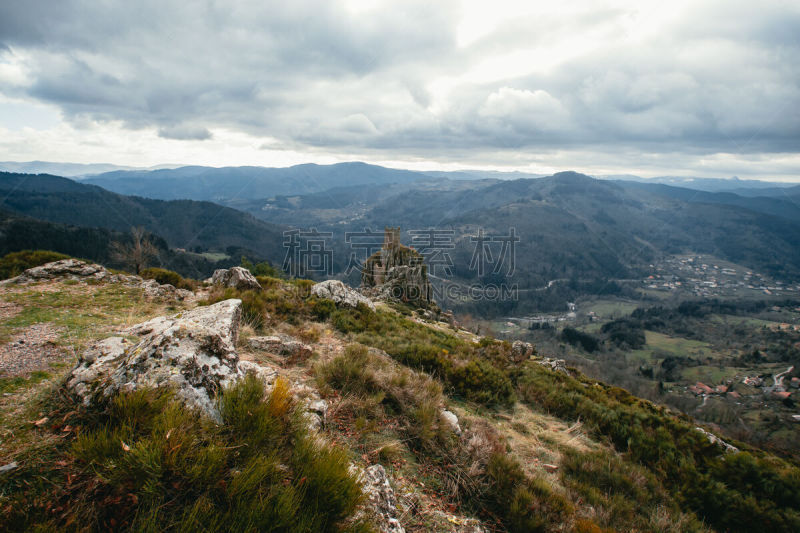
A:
[
  {"xmin": 203, "ymin": 279, "xmax": 342, "ymax": 329},
  {"xmin": 560, "ymin": 449, "xmax": 697, "ymax": 532},
  {"xmin": 517, "ymin": 362, "xmax": 800, "ymax": 532},
  {"xmin": 0, "ymin": 250, "xmax": 70, "ymax": 279},
  {"xmin": 331, "ymin": 303, "xmax": 378, "ymax": 333},
  {"xmin": 308, "ymin": 296, "xmax": 336, "ymax": 321},
  {"xmin": 255, "ymin": 275, "xmax": 281, "ymax": 289},
  {"xmin": 289, "ymin": 323, "xmax": 322, "ymax": 344},
  {"xmin": 328, "ymin": 307, "xmax": 515, "ymax": 407},
  {"xmin": 317, "ymin": 344, "xmax": 450, "ymax": 453},
  {"xmin": 1, "ymin": 376, "xmax": 369, "ymax": 532},
  {"xmin": 240, "ymin": 256, "xmax": 282, "ymax": 278},
  {"xmin": 449, "ymin": 358, "xmax": 515, "ymax": 407},
  {"xmin": 139, "ymin": 267, "xmax": 195, "ymax": 290},
  {"xmin": 317, "ymin": 346, "xmax": 564, "ymax": 531}
]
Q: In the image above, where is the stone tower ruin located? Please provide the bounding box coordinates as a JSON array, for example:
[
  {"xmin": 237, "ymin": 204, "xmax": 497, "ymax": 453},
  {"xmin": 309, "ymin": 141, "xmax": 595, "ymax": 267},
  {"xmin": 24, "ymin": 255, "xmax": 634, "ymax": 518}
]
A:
[{"xmin": 360, "ymin": 227, "xmax": 433, "ymax": 308}]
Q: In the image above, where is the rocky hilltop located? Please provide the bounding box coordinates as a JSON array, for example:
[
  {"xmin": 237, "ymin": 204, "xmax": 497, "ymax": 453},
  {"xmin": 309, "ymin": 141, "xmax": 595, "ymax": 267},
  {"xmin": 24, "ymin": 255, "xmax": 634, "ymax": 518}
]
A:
[
  {"xmin": 0, "ymin": 259, "xmax": 798, "ymax": 532},
  {"xmin": 361, "ymin": 227, "xmax": 434, "ymax": 308}
]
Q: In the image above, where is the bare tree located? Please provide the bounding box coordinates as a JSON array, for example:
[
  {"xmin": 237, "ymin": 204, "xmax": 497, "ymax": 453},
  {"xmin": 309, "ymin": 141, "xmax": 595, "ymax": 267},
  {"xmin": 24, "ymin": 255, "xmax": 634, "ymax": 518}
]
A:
[{"xmin": 110, "ymin": 226, "xmax": 158, "ymax": 274}]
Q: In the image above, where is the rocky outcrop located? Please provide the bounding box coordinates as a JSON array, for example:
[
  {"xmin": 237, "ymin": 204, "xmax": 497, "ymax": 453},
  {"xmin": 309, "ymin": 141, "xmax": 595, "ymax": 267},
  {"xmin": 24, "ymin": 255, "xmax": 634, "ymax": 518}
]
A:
[
  {"xmin": 537, "ymin": 357, "xmax": 569, "ymax": 374},
  {"xmin": 0, "ymin": 259, "xmax": 192, "ymax": 300},
  {"xmin": 211, "ymin": 266, "xmax": 262, "ymax": 291},
  {"xmin": 248, "ymin": 335, "xmax": 313, "ymax": 361},
  {"xmin": 67, "ymin": 299, "xmax": 255, "ymax": 422},
  {"xmin": 360, "ymin": 464, "xmax": 405, "ymax": 533},
  {"xmin": 510, "ymin": 341, "xmax": 535, "ymax": 363},
  {"xmin": 361, "ymin": 227, "xmax": 433, "ymax": 308},
  {"xmin": 695, "ymin": 427, "xmax": 739, "ymax": 454},
  {"xmin": 311, "ymin": 280, "xmax": 376, "ymax": 311},
  {"xmin": 441, "ymin": 310, "xmax": 459, "ymax": 329}
]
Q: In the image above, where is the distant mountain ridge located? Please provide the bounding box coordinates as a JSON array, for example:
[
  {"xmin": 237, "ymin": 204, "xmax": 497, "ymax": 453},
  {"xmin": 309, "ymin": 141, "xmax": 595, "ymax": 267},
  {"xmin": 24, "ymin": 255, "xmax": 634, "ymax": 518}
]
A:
[
  {"xmin": 0, "ymin": 161, "xmax": 175, "ymax": 177},
  {"xmin": 81, "ymin": 162, "xmax": 427, "ymax": 201},
  {"xmin": 72, "ymin": 161, "xmax": 800, "ymax": 202}
]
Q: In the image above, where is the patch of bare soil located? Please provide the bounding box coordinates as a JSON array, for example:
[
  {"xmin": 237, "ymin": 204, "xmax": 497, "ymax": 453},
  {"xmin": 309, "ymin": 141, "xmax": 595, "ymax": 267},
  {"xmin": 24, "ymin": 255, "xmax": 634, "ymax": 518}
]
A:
[
  {"xmin": 0, "ymin": 323, "xmax": 67, "ymax": 377},
  {"xmin": 0, "ymin": 300, "xmax": 22, "ymax": 321}
]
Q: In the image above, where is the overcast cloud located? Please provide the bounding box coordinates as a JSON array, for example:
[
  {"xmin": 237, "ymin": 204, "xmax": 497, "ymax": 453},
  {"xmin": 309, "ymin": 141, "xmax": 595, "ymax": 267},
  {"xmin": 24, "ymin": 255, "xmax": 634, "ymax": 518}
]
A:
[{"xmin": 0, "ymin": 0, "xmax": 798, "ymax": 178}]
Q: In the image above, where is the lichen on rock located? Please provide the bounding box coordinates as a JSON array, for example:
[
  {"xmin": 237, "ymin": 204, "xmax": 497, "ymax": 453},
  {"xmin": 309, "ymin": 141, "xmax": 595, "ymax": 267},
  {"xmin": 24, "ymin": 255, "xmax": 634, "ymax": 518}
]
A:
[
  {"xmin": 67, "ymin": 299, "xmax": 250, "ymax": 422},
  {"xmin": 311, "ymin": 279, "xmax": 376, "ymax": 311},
  {"xmin": 211, "ymin": 266, "xmax": 262, "ymax": 291}
]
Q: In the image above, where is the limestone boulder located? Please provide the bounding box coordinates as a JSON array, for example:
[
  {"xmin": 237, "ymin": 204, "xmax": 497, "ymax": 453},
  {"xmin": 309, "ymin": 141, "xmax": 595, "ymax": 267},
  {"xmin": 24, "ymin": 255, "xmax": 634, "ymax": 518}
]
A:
[
  {"xmin": 67, "ymin": 299, "xmax": 247, "ymax": 422},
  {"xmin": 248, "ymin": 335, "xmax": 313, "ymax": 361},
  {"xmin": 311, "ymin": 279, "xmax": 375, "ymax": 311},
  {"xmin": 6, "ymin": 258, "xmax": 106, "ymax": 281},
  {"xmin": 441, "ymin": 310, "xmax": 459, "ymax": 329},
  {"xmin": 211, "ymin": 266, "xmax": 262, "ymax": 291}
]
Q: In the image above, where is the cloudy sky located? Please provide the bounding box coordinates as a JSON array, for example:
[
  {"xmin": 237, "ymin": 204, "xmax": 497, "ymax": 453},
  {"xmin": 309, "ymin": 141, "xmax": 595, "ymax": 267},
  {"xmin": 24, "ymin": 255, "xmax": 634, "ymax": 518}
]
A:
[{"xmin": 1, "ymin": 0, "xmax": 799, "ymax": 179}]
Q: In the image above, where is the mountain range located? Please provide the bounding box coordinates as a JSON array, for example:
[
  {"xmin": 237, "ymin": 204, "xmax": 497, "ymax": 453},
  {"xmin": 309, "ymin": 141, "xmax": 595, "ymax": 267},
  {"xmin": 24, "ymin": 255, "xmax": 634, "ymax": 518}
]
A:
[{"xmin": 2, "ymin": 164, "xmax": 800, "ymax": 315}]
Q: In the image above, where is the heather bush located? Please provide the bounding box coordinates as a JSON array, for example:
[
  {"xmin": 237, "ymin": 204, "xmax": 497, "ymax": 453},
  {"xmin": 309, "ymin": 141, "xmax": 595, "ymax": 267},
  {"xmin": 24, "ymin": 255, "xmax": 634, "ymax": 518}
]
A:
[{"xmin": 0, "ymin": 249, "xmax": 69, "ymax": 279}]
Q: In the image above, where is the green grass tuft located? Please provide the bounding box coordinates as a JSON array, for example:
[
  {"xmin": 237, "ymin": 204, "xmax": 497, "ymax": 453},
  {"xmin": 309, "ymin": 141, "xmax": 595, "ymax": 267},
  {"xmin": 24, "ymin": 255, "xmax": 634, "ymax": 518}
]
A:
[{"xmin": 0, "ymin": 375, "xmax": 370, "ymax": 532}]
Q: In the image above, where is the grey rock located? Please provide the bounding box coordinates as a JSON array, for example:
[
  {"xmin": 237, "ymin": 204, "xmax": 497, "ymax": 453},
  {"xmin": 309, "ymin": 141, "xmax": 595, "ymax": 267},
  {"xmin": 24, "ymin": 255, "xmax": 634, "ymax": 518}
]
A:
[
  {"xmin": 304, "ymin": 399, "xmax": 328, "ymax": 430},
  {"xmin": 538, "ymin": 357, "xmax": 568, "ymax": 374},
  {"xmin": 308, "ymin": 399, "xmax": 328, "ymax": 416},
  {"xmin": 248, "ymin": 335, "xmax": 312, "ymax": 360},
  {"xmin": 361, "ymin": 464, "xmax": 405, "ymax": 533},
  {"xmin": 441, "ymin": 409, "xmax": 462, "ymax": 435},
  {"xmin": 695, "ymin": 427, "xmax": 739, "ymax": 454},
  {"xmin": 311, "ymin": 280, "xmax": 376, "ymax": 311},
  {"xmin": 67, "ymin": 299, "xmax": 244, "ymax": 422},
  {"xmin": 441, "ymin": 310, "xmax": 459, "ymax": 329},
  {"xmin": 237, "ymin": 360, "xmax": 278, "ymax": 387},
  {"xmin": 0, "ymin": 461, "xmax": 18, "ymax": 474},
  {"xmin": 429, "ymin": 510, "xmax": 485, "ymax": 532},
  {"xmin": 211, "ymin": 266, "xmax": 262, "ymax": 291},
  {"xmin": 510, "ymin": 341, "xmax": 534, "ymax": 363}
]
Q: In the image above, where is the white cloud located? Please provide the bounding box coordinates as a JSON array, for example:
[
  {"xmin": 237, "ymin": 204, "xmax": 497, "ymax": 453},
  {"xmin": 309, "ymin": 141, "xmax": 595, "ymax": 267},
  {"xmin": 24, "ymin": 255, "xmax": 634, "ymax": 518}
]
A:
[{"xmin": 0, "ymin": 0, "xmax": 797, "ymax": 178}]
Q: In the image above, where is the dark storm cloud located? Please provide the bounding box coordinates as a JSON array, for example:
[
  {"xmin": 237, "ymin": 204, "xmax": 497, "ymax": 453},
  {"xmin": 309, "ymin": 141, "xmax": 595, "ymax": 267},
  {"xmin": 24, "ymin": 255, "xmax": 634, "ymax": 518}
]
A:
[{"xmin": 1, "ymin": 0, "xmax": 799, "ymax": 166}]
